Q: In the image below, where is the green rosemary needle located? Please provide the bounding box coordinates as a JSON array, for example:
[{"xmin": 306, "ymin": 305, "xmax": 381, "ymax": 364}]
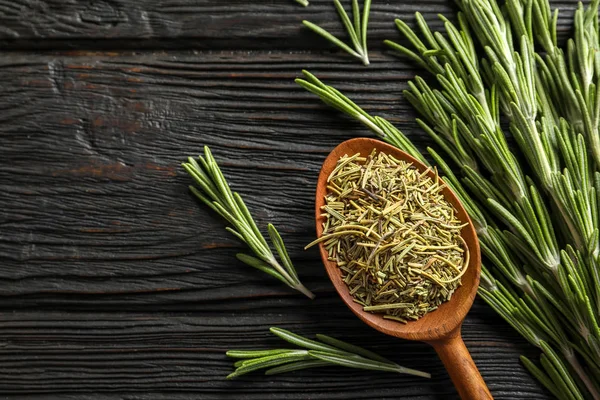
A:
[
  {"xmin": 303, "ymin": 0, "xmax": 371, "ymax": 65},
  {"xmin": 226, "ymin": 327, "xmax": 430, "ymax": 379},
  {"xmin": 296, "ymin": 0, "xmax": 309, "ymax": 6},
  {"xmin": 182, "ymin": 146, "xmax": 315, "ymax": 299}
]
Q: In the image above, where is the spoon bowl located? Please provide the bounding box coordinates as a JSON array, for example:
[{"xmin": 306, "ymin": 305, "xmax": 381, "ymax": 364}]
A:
[{"xmin": 315, "ymin": 138, "xmax": 492, "ymax": 400}]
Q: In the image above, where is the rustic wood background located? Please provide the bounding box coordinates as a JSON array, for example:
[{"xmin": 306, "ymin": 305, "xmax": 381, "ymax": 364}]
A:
[{"xmin": 0, "ymin": 0, "xmax": 582, "ymax": 398}]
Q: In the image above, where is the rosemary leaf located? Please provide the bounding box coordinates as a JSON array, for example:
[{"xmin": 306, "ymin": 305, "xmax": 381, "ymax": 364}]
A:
[
  {"xmin": 309, "ymin": 350, "xmax": 431, "ymax": 378},
  {"xmin": 352, "ymin": 0, "xmax": 361, "ymax": 43},
  {"xmin": 227, "ymin": 353, "xmax": 311, "ymax": 379},
  {"xmin": 265, "ymin": 360, "xmax": 330, "ymax": 375},
  {"xmin": 360, "ymin": 0, "xmax": 371, "ymax": 56},
  {"xmin": 334, "ymin": 0, "xmax": 361, "ymax": 51},
  {"xmin": 226, "ymin": 349, "xmax": 295, "ymax": 359},
  {"xmin": 235, "ymin": 253, "xmax": 289, "ymax": 286},
  {"xmin": 315, "ymin": 334, "xmax": 392, "ymax": 364},
  {"xmin": 520, "ymin": 356, "xmax": 563, "ymax": 400},
  {"xmin": 302, "ymin": 20, "xmax": 363, "ymax": 60},
  {"xmin": 270, "ymin": 327, "xmax": 350, "ymax": 355},
  {"xmin": 267, "ymin": 224, "xmax": 300, "ymax": 281},
  {"xmin": 231, "ymin": 350, "xmax": 310, "ymax": 369}
]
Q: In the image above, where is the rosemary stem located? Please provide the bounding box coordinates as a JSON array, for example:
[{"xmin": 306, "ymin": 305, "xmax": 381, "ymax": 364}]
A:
[
  {"xmin": 564, "ymin": 348, "xmax": 600, "ymax": 400},
  {"xmin": 269, "ymin": 256, "xmax": 315, "ymax": 299},
  {"xmin": 293, "ymin": 282, "xmax": 317, "ymax": 300},
  {"xmin": 361, "ymin": 53, "xmax": 370, "ymax": 66},
  {"xmin": 590, "ymin": 137, "xmax": 600, "ymax": 172},
  {"xmin": 357, "ymin": 114, "xmax": 383, "ymax": 135},
  {"xmin": 397, "ymin": 365, "xmax": 432, "ymax": 378}
]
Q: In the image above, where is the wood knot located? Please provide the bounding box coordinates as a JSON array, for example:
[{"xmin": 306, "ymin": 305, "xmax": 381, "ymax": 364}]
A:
[{"xmin": 79, "ymin": 1, "xmax": 126, "ymax": 28}]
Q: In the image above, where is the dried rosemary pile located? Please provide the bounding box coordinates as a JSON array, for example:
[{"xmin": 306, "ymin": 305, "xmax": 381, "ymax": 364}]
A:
[{"xmin": 307, "ymin": 150, "xmax": 468, "ymax": 322}]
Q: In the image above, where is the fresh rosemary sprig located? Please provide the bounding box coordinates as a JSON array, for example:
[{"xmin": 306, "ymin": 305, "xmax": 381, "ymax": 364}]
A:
[
  {"xmin": 183, "ymin": 146, "xmax": 315, "ymax": 299},
  {"xmin": 296, "ymin": 70, "xmax": 424, "ymax": 162},
  {"xmin": 303, "ymin": 0, "xmax": 372, "ymax": 65},
  {"xmin": 226, "ymin": 327, "xmax": 430, "ymax": 379}
]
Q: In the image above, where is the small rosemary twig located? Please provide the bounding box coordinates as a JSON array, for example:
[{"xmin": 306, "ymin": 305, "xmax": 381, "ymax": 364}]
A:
[
  {"xmin": 182, "ymin": 146, "xmax": 315, "ymax": 299},
  {"xmin": 226, "ymin": 327, "xmax": 430, "ymax": 379},
  {"xmin": 303, "ymin": 0, "xmax": 372, "ymax": 65}
]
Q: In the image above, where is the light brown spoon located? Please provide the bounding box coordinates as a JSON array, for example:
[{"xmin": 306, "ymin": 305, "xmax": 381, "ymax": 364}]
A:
[{"xmin": 315, "ymin": 138, "xmax": 492, "ymax": 400}]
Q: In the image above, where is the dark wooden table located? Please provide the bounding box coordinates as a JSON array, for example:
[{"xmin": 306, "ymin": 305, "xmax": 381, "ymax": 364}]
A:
[{"xmin": 1, "ymin": 1, "xmax": 580, "ymax": 398}]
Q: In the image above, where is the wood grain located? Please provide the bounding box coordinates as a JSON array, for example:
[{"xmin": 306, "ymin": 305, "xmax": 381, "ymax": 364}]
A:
[
  {"xmin": 0, "ymin": 0, "xmax": 580, "ymax": 48},
  {"xmin": 0, "ymin": 51, "xmax": 429, "ymax": 301},
  {"xmin": 432, "ymin": 331, "xmax": 493, "ymax": 400},
  {"xmin": 0, "ymin": 304, "xmax": 546, "ymax": 398},
  {"xmin": 0, "ymin": 0, "xmax": 570, "ymax": 396}
]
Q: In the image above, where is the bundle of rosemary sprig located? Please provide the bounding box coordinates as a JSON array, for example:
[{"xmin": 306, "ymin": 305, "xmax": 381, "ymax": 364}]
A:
[
  {"xmin": 226, "ymin": 327, "xmax": 430, "ymax": 379},
  {"xmin": 183, "ymin": 146, "xmax": 314, "ymax": 299},
  {"xmin": 297, "ymin": 0, "xmax": 600, "ymax": 398}
]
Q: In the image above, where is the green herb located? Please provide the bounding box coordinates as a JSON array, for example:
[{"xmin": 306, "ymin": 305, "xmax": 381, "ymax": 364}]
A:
[
  {"xmin": 226, "ymin": 327, "xmax": 430, "ymax": 379},
  {"xmin": 296, "ymin": 0, "xmax": 309, "ymax": 6},
  {"xmin": 296, "ymin": 70, "xmax": 424, "ymax": 163},
  {"xmin": 183, "ymin": 146, "xmax": 315, "ymax": 299},
  {"xmin": 302, "ymin": 0, "xmax": 372, "ymax": 65},
  {"xmin": 297, "ymin": 0, "xmax": 600, "ymax": 392},
  {"xmin": 306, "ymin": 150, "xmax": 468, "ymax": 321}
]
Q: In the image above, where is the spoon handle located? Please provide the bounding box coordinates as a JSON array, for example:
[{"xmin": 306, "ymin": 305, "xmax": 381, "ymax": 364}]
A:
[{"xmin": 430, "ymin": 331, "xmax": 493, "ymax": 400}]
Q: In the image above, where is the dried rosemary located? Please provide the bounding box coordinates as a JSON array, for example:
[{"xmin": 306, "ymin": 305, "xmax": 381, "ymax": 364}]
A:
[{"xmin": 306, "ymin": 150, "xmax": 468, "ymax": 322}]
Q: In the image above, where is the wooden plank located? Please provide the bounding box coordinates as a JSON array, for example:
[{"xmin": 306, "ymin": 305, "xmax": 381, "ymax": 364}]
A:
[
  {"xmin": 0, "ymin": 0, "xmax": 580, "ymax": 47},
  {"xmin": 0, "ymin": 51, "xmax": 428, "ymax": 301},
  {"xmin": 0, "ymin": 50, "xmax": 550, "ymax": 398},
  {"xmin": 0, "ymin": 304, "xmax": 546, "ymax": 398}
]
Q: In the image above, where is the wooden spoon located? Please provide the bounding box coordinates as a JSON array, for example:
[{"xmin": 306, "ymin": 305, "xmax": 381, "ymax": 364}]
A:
[{"xmin": 315, "ymin": 138, "xmax": 492, "ymax": 400}]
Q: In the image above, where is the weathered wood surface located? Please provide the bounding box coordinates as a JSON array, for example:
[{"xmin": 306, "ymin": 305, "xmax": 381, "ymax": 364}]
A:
[
  {"xmin": 0, "ymin": 0, "xmax": 579, "ymax": 48},
  {"xmin": 0, "ymin": 0, "xmax": 580, "ymax": 397}
]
